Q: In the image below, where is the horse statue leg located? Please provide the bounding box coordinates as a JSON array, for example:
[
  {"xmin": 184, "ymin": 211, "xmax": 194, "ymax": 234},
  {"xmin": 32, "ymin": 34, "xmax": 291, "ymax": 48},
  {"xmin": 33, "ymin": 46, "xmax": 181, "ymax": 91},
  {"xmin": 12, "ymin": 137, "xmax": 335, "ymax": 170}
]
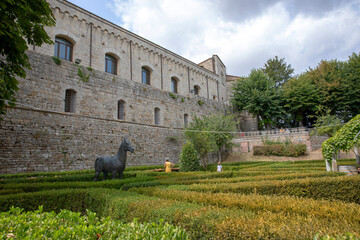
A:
[
  {"xmin": 118, "ymin": 170, "xmax": 124, "ymax": 179},
  {"xmin": 94, "ymin": 171, "xmax": 101, "ymax": 181},
  {"xmin": 112, "ymin": 170, "xmax": 117, "ymax": 180},
  {"xmin": 103, "ymin": 172, "xmax": 108, "ymax": 180}
]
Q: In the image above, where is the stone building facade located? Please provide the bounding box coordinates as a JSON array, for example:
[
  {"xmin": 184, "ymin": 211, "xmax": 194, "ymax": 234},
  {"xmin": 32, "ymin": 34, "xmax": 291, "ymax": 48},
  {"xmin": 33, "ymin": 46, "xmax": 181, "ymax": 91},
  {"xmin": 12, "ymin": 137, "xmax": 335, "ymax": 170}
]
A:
[{"xmin": 0, "ymin": 0, "xmax": 242, "ymax": 174}]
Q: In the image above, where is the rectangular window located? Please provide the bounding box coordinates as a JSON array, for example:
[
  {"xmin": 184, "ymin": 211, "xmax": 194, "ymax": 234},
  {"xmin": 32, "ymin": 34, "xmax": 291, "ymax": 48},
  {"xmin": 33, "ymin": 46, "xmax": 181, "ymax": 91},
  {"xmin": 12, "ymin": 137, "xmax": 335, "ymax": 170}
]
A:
[
  {"xmin": 154, "ymin": 108, "xmax": 160, "ymax": 125},
  {"xmin": 65, "ymin": 89, "xmax": 76, "ymax": 113},
  {"xmin": 118, "ymin": 100, "xmax": 125, "ymax": 120},
  {"xmin": 171, "ymin": 78, "xmax": 178, "ymax": 93},
  {"xmin": 142, "ymin": 67, "xmax": 150, "ymax": 85},
  {"xmin": 105, "ymin": 55, "xmax": 117, "ymax": 75}
]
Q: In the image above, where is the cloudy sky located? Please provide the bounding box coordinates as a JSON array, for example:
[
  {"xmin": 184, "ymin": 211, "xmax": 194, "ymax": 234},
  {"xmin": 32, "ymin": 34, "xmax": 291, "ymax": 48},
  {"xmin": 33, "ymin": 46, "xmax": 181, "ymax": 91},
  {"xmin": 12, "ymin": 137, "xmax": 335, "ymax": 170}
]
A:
[{"xmin": 68, "ymin": 0, "xmax": 360, "ymax": 77}]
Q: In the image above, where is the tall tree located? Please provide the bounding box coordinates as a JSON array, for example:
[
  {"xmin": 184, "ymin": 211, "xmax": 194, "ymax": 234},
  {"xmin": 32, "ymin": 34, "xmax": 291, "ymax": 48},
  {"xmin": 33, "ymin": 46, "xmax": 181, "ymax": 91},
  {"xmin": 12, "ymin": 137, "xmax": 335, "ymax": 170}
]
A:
[
  {"xmin": 262, "ymin": 56, "xmax": 294, "ymax": 86},
  {"xmin": 307, "ymin": 60, "xmax": 346, "ymax": 118},
  {"xmin": 231, "ymin": 69, "xmax": 284, "ymax": 130},
  {"xmin": 343, "ymin": 52, "xmax": 360, "ymax": 119},
  {"xmin": 208, "ymin": 114, "xmax": 237, "ymax": 162},
  {"xmin": 0, "ymin": 0, "xmax": 55, "ymax": 118},
  {"xmin": 184, "ymin": 114, "xmax": 236, "ymax": 169},
  {"xmin": 184, "ymin": 115, "xmax": 217, "ymax": 170},
  {"xmin": 281, "ymin": 73, "xmax": 320, "ymax": 127}
]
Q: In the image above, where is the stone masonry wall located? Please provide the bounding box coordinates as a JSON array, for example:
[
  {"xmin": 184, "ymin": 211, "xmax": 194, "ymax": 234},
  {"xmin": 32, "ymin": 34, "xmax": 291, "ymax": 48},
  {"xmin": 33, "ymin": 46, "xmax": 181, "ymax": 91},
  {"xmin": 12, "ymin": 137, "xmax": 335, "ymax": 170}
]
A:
[
  {"xmin": 34, "ymin": 0, "xmax": 225, "ymax": 101},
  {"xmin": 0, "ymin": 52, "xmax": 226, "ymax": 174},
  {"xmin": 232, "ymin": 131, "xmax": 312, "ymax": 153},
  {"xmin": 0, "ymin": 107, "xmax": 185, "ymax": 174}
]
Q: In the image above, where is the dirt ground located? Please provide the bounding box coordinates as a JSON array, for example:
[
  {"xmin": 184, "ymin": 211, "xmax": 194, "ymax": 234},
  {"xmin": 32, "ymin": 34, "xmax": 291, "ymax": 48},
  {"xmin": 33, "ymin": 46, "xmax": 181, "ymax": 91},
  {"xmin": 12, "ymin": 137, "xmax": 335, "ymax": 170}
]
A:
[{"xmin": 223, "ymin": 148, "xmax": 356, "ymax": 162}]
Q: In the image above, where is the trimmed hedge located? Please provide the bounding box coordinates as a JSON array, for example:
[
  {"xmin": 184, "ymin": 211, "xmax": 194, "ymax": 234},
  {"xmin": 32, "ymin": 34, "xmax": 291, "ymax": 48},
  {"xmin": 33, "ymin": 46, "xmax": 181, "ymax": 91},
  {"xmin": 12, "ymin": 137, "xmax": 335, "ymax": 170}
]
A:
[
  {"xmin": 0, "ymin": 176, "xmax": 155, "ymax": 193},
  {"xmin": 1, "ymin": 188, "xmax": 359, "ymax": 239},
  {"xmin": 130, "ymin": 187, "xmax": 360, "ymax": 223},
  {"xmin": 0, "ymin": 207, "xmax": 189, "ymax": 239},
  {"xmin": 0, "ymin": 173, "xmax": 137, "ymax": 184},
  {"xmin": 1, "ymin": 160, "xmax": 360, "ymax": 239},
  {"xmin": 253, "ymin": 144, "xmax": 307, "ymax": 157},
  {"xmin": 186, "ymin": 175, "xmax": 360, "ymax": 204},
  {"xmin": 162, "ymin": 172, "xmax": 344, "ymax": 185}
]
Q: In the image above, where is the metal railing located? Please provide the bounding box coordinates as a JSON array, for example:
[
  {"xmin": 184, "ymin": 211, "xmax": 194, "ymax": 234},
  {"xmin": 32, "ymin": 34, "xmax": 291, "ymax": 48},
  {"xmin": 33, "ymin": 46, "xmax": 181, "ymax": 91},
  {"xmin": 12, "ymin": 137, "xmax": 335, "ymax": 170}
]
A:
[{"xmin": 235, "ymin": 127, "xmax": 309, "ymax": 138}]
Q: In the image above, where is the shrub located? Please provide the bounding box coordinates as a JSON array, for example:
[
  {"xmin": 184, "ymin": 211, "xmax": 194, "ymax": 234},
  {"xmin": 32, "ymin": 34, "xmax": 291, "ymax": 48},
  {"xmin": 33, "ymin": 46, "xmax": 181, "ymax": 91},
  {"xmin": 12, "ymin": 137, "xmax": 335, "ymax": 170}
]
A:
[
  {"xmin": 179, "ymin": 141, "xmax": 201, "ymax": 171},
  {"xmin": 0, "ymin": 189, "xmax": 92, "ymax": 213},
  {"xmin": 169, "ymin": 92, "xmax": 177, "ymax": 99},
  {"xmin": 0, "ymin": 207, "xmax": 189, "ymax": 239},
  {"xmin": 253, "ymin": 143, "xmax": 307, "ymax": 157},
  {"xmin": 131, "ymin": 187, "xmax": 360, "ymax": 224},
  {"xmin": 0, "ymin": 173, "xmax": 137, "ymax": 184},
  {"xmin": 187, "ymin": 175, "xmax": 360, "ymax": 204},
  {"xmin": 0, "ymin": 176, "xmax": 155, "ymax": 193},
  {"xmin": 51, "ymin": 56, "xmax": 61, "ymax": 65}
]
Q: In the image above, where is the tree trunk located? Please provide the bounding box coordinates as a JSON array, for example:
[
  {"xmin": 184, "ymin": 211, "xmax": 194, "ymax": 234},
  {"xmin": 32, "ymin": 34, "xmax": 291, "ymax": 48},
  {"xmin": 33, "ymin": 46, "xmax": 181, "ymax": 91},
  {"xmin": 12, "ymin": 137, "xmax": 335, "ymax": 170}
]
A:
[
  {"xmin": 299, "ymin": 121, "xmax": 304, "ymax": 127},
  {"xmin": 325, "ymin": 160, "xmax": 331, "ymax": 172},
  {"xmin": 206, "ymin": 153, "xmax": 209, "ymax": 169},
  {"xmin": 355, "ymin": 146, "xmax": 359, "ymax": 166},
  {"xmin": 201, "ymin": 154, "xmax": 207, "ymax": 170},
  {"xmin": 265, "ymin": 123, "xmax": 271, "ymax": 131},
  {"xmin": 331, "ymin": 153, "xmax": 338, "ymax": 171}
]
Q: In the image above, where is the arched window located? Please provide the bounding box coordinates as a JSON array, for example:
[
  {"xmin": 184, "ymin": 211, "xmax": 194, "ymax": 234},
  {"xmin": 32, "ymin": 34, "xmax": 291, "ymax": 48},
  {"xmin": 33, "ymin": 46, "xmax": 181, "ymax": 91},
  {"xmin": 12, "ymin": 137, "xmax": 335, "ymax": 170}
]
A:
[
  {"xmin": 154, "ymin": 107, "xmax": 160, "ymax": 125},
  {"xmin": 65, "ymin": 89, "xmax": 76, "ymax": 113},
  {"xmin": 142, "ymin": 67, "xmax": 150, "ymax": 85},
  {"xmin": 118, "ymin": 100, "xmax": 125, "ymax": 120},
  {"xmin": 194, "ymin": 85, "xmax": 200, "ymax": 95},
  {"xmin": 184, "ymin": 114, "xmax": 188, "ymax": 127},
  {"xmin": 54, "ymin": 37, "xmax": 73, "ymax": 61},
  {"xmin": 171, "ymin": 77, "xmax": 178, "ymax": 93},
  {"xmin": 105, "ymin": 54, "xmax": 117, "ymax": 75}
]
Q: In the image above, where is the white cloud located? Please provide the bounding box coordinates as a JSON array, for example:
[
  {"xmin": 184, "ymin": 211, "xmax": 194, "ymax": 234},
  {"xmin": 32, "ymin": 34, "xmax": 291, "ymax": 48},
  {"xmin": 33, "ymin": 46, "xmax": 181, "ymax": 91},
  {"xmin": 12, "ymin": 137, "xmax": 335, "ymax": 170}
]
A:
[{"xmin": 110, "ymin": 0, "xmax": 360, "ymax": 76}]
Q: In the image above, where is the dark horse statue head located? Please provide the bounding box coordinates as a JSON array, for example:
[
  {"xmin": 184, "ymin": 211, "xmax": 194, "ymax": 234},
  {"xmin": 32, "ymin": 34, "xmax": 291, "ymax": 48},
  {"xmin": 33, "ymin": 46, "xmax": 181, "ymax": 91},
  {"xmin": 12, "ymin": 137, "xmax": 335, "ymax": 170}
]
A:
[{"xmin": 122, "ymin": 137, "xmax": 134, "ymax": 153}]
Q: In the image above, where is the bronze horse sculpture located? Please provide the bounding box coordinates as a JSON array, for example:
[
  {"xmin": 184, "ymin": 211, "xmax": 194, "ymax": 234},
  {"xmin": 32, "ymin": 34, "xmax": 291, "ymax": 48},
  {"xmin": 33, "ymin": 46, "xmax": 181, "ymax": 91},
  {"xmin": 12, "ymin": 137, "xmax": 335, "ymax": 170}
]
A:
[{"xmin": 94, "ymin": 137, "xmax": 134, "ymax": 181}]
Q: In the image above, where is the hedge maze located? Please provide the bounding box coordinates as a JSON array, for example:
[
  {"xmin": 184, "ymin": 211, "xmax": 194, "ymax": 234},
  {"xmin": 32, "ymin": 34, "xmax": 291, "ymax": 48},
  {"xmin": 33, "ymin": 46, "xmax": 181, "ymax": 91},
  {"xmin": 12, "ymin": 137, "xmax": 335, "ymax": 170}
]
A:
[{"xmin": 1, "ymin": 160, "xmax": 359, "ymax": 239}]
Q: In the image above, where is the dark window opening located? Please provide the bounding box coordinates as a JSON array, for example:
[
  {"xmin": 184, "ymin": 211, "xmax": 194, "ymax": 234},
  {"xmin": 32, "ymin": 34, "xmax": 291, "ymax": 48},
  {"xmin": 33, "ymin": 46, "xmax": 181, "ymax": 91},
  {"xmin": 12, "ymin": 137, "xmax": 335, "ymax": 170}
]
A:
[
  {"xmin": 184, "ymin": 114, "xmax": 188, "ymax": 127},
  {"xmin": 154, "ymin": 107, "xmax": 160, "ymax": 125},
  {"xmin": 194, "ymin": 85, "xmax": 200, "ymax": 95},
  {"xmin": 65, "ymin": 89, "xmax": 76, "ymax": 113},
  {"xmin": 118, "ymin": 100, "xmax": 125, "ymax": 120}
]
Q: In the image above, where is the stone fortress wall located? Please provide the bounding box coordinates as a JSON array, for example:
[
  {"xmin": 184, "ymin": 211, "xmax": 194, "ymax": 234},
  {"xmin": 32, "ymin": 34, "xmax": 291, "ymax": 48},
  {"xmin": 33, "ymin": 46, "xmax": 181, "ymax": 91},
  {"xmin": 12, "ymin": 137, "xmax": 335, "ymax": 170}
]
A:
[
  {"xmin": 0, "ymin": 0, "xmax": 237, "ymax": 174},
  {"xmin": 36, "ymin": 0, "xmax": 227, "ymax": 102}
]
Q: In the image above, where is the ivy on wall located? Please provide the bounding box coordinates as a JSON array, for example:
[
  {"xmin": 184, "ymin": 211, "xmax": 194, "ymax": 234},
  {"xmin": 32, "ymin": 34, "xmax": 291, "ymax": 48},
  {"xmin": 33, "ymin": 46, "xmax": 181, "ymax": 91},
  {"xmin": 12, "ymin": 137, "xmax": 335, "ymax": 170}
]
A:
[{"xmin": 322, "ymin": 114, "xmax": 360, "ymax": 171}]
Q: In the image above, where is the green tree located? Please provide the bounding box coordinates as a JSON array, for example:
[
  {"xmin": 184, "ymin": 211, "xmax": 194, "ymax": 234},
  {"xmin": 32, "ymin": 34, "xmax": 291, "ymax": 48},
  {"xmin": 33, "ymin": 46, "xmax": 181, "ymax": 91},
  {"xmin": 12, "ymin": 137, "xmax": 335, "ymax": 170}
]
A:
[
  {"xmin": 184, "ymin": 114, "xmax": 236, "ymax": 169},
  {"xmin": 231, "ymin": 69, "xmax": 284, "ymax": 130},
  {"xmin": 307, "ymin": 60, "xmax": 347, "ymax": 119},
  {"xmin": 342, "ymin": 52, "xmax": 360, "ymax": 119},
  {"xmin": 185, "ymin": 115, "xmax": 216, "ymax": 169},
  {"xmin": 311, "ymin": 109, "xmax": 343, "ymax": 138},
  {"xmin": 0, "ymin": 0, "xmax": 55, "ymax": 117},
  {"xmin": 282, "ymin": 73, "xmax": 319, "ymax": 127},
  {"xmin": 179, "ymin": 141, "xmax": 200, "ymax": 172},
  {"xmin": 209, "ymin": 114, "xmax": 237, "ymax": 162},
  {"xmin": 262, "ymin": 56, "xmax": 294, "ymax": 86},
  {"xmin": 322, "ymin": 114, "xmax": 360, "ymax": 171}
]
